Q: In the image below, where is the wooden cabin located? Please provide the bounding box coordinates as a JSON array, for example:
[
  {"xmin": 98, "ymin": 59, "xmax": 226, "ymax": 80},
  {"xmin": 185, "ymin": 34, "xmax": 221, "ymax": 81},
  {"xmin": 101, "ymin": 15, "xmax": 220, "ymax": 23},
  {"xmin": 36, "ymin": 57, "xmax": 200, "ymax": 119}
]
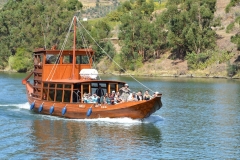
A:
[{"xmin": 32, "ymin": 48, "xmax": 125, "ymax": 103}]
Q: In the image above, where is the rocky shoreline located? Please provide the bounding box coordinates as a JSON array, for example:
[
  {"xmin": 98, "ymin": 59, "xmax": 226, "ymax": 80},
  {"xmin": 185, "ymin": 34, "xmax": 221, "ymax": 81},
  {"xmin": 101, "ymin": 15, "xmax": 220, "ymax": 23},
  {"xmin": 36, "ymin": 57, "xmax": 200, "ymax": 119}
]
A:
[{"xmin": 1, "ymin": 68, "xmax": 239, "ymax": 80}]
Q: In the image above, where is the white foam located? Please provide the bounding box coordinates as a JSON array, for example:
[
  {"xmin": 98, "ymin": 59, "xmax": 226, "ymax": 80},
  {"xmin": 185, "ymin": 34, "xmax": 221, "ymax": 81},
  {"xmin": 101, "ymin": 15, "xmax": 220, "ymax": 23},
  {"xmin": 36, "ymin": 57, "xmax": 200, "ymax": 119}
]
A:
[
  {"xmin": 142, "ymin": 115, "xmax": 164, "ymax": 123},
  {"xmin": 14, "ymin": 102, "xmax": 30, "ymax": 109},
  {"xmin": 0, "ymin": 102, "xmax": 30, "ymax": 109},
  {"xmin": 74, "ymin": 117, "xmax": 142, "ymax": 124}
]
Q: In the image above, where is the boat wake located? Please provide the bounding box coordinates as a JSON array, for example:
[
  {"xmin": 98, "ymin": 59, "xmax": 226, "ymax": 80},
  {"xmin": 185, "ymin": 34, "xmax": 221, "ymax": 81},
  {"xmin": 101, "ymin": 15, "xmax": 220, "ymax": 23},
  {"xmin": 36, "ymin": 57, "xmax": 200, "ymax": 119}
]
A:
[
  {"xmin": 0, "ymin": 102, "xmax": 29, "ymax": 109},
  {"xmin": 74, "ymin": 117, "xmax": 142, "ymax": 124},
  {"xmin": 142, "ymin": 115, "xmax": 164, "ymax": 123},
  {"xmin": 71, "ymin": 115, "xmax": 164, "ymax": 124}
]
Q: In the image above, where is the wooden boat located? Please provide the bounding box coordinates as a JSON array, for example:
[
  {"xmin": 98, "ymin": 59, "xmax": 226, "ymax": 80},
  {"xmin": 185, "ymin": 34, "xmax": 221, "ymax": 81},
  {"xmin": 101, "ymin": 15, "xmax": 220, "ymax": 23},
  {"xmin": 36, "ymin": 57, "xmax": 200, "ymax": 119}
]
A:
[{"xmin": 22, "ymin": 16, "xmax": 162, "ymax": 119}]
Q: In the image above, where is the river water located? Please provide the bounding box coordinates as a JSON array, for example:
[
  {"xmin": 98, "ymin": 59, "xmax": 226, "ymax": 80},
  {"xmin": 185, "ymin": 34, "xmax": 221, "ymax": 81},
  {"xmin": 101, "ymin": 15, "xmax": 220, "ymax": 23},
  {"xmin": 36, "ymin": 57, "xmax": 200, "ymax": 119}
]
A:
[{"xmin": 0, "ymin": 72, "xmax": 239, "ymax": 159}]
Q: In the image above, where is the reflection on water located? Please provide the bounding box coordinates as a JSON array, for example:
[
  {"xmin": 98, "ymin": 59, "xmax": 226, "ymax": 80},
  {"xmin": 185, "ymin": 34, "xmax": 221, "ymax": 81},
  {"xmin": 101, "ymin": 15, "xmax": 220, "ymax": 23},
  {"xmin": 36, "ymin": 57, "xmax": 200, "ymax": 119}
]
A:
[{"xmin": 30, "ymin": 118, "xmax": 162, "ymax": 159}]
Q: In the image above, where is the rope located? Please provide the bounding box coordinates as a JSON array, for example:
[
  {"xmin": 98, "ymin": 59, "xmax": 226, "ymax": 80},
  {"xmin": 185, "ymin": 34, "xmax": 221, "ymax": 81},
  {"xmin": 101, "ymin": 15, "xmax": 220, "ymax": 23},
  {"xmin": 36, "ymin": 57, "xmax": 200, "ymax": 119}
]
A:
[
  {"xmin": 76, "ymin": 17, "xmax": 101, "ymax": 80},
  {"xmin": 77, "ymin": 19, "xmax": 154, "ymax": 93},
  {"xmin": 46, "ymin": 17, "xmax": 74, "ymax": 81}
]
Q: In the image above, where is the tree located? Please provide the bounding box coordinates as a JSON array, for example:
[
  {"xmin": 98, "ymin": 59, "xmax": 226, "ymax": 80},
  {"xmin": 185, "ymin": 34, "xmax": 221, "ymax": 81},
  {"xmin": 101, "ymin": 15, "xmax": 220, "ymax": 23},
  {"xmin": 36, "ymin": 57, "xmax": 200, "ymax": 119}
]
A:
[
  {"xmin": 9, "ymin": 48, "xmax": 32, "ymax": 72},
  {"xmin": 0, "ymin": 0, "xmax": 81, "ymax": 71},
  {"xmin": 164, "ymin": 0, "xmax": 216, "ymax": 58},
  {"xmin": 66, "ymin": 0, "xmax": 83, "ymax": 11}
]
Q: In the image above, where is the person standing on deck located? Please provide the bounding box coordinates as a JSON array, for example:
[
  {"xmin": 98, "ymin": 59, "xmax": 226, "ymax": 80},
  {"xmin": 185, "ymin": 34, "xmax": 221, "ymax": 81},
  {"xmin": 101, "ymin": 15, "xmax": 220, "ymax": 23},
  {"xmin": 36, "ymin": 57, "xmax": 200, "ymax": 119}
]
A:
[
  {"xmin": 95, "ymin": 85, "xmax": 104, "ymax": 104},
  {"xmin": 119, "ymin": 84, "xmax": 131, "ymax": 102}
]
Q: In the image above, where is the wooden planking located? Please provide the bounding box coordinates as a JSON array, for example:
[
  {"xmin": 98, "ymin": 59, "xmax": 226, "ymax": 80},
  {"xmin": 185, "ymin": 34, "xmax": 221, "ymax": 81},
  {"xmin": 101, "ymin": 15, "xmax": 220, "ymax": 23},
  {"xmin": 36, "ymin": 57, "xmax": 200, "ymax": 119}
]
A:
[{"xmin": 42, "ymin": 64, "xmax": 91, "ymax": 80}]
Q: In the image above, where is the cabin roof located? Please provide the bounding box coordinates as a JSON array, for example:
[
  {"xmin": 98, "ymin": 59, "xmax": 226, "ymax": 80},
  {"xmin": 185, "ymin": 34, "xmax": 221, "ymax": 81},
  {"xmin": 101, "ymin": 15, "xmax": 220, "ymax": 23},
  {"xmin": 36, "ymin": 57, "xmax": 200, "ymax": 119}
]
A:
[
  {"xmin": 34, "ymin": 48, "xmax": 94, "ymax": 54},
  {"xmin": 42, "ymin": 79, "xmax": 125, "ymax": 84}
]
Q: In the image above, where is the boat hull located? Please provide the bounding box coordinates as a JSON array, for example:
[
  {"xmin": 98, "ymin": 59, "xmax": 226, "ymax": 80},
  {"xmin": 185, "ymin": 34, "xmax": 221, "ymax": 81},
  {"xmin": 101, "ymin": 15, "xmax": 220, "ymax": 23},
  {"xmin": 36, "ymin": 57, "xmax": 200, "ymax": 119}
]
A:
[{"xmin": 25, "ymin": 89, "xmax": 162, "ymax": 120}]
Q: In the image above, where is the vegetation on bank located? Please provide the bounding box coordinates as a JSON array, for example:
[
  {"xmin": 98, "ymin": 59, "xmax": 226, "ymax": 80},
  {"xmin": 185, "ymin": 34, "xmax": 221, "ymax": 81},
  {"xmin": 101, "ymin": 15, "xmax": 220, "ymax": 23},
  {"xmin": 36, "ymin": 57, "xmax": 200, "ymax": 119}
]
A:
[{"xmin": 0, "ymin": 0, "xmax": 239, "ymax": 77}]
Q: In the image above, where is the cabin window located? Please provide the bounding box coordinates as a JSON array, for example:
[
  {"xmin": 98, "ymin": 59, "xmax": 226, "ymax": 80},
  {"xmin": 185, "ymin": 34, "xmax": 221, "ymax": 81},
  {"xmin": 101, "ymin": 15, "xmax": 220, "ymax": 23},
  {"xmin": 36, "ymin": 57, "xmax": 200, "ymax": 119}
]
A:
[
  {"xmin": 76, "ymin": 55, "xmax": 81, "ymax": 64},
  {"xmin": 109, "ymin": 83, "xmax": 117, "ymax": 92},
  {"xmin": 57, "ymin": 84, "xmax": 63, "ymax": 88},
  {"xmin": 63, "ymin": 90, "xmax": 71, "ymax": 102},
  {"xmin": 46, "ymin": 54, "xmax": 59, "ymax": 64},
  {"xmin": 82, "ymin": 84, "xmax": 90, "ymax": 94},
  {"xmin": 63, "ymin": 55, "xmax": 73, "ymax": 64},
  {"xmin": 92, "ymin": 83, "xmax": 107, "ymax": 94},
  {"xmin": 56, "ymin": 90, "xmax": 63, "ymax": 102},
  {"xmin": 76, "ymin": 55, "xmax": 89, "ymax": 64},
  {"xmin": 82, "ymin": 55, "xmax": 89, "ymax": 64},
  {"xmin": 49, "ymin": 84, "xmax": 55, "ymax": 88},
  {"xmin": 73, "ymin": 83, "xmax": 81, "ymax": 102},
  {"xmin": 43, "ymin": 83, "xmax": 48, "ymax": 87},
  {"xmin": 91, "ymin": 83, "xmax": 98, "ymax": 94},
  {"xmin": 65, "ymin": 84, "xmax": 71, "ymax": 89},
  {"xmin": 72, "ymin": 89, "xmax": 80, "ymax": 102},
  {"xmin": 48, "ymin": 89, "xmax": 55, "ymax": 101}
]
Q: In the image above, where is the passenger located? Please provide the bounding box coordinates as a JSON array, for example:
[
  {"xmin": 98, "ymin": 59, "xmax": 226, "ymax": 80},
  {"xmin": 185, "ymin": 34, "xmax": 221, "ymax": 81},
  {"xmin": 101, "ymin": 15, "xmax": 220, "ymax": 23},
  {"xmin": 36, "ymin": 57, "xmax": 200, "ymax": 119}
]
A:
[
  {"xmin": 103, "ymin": 93, "xmax": 110, "ymax": 104},
  {"xmin": 91, "ymin": 94, "xmax": 97, "ymax": 103},
  {"xmin": 129, "ymin": 92, "xmax": 138, "ymax": 101},
  {"xmin": 132, "ymin": 92, "xmax": 138, "ymax": 101},
  {"xmin": 95, "ymin": 85, "xmax": 104, "ymax": 104},
  {"xmin": 43, "ymin": 94, "xmax": 46, "ymax": 100},
  {"xmin": 91, "ymin": 94, "xmax": 98, "ymax": 103},
  {"xmin": 115, "ymin": 91, "xmax": 122, "ymax": 103},
  {"xmin": 137, "ymin": 91, "xmax": 143, "ymax": 101},
  {"xmin": 119, "ymin": 84, "xmax": 131, "ymax": 102},
  {"xmin": 109, "ymin": 91, "xmax": 115, "ymax": 104},
  {"xmin": 143, "ymin": 90, "xmax": 151, "ymax": 100},
  {"xmin": 83, "ymin": 93, "xmax": 89, "ymax": 103},
  {"xmin": 152, "ymin": 92, "xmax": 159, "ymax": 98}
]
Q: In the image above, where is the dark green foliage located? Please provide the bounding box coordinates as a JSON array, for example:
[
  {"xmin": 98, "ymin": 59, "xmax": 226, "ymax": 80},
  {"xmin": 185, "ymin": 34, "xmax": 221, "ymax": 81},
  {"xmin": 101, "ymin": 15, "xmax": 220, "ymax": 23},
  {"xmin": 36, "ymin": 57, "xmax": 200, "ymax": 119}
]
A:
[
  {"xmin": 118, "ymin": 0, "xmax": 163, "ymax": 70},
  {"xmin": 231, "ymin": 34, "xmax": 240, "ymax": 50},
  {"xmin": 227, "ymin": 61, "xmax": 238, "ymax": 77},
  {"xmin": 66, "ymin": 0, "xmax": 82, "ymax": 11},
  {"xmin": 0, "ymin": 0, "xmax": 83, "ymax": 71},
  {"xmin": 104, "ymin": 40, "xmax": 116, "ymax": 60},
  {"xmin": 164, "ymin": 0, "xmax": 216, "ymax": 57}
]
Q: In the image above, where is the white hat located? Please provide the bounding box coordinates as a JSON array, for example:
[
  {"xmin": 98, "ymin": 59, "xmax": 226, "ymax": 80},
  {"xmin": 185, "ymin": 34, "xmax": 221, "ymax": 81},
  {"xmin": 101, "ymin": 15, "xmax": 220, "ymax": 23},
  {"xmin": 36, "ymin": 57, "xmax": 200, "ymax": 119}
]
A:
[
  {"xmin": 112, "ymin": 91, "xmax": 115, "ymax": 92},
  {"xmin": 125, "ymin": 84, "xmax": 128, "ymax": 86}
]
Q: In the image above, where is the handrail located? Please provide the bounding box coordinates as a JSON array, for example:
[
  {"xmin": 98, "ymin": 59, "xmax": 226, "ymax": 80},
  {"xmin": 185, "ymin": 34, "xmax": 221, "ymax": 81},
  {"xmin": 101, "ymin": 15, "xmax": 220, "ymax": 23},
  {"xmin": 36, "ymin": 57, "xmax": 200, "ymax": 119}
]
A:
[{"xmin": 22, "ymin": 71, "xmax": 34, "ymax": 84}]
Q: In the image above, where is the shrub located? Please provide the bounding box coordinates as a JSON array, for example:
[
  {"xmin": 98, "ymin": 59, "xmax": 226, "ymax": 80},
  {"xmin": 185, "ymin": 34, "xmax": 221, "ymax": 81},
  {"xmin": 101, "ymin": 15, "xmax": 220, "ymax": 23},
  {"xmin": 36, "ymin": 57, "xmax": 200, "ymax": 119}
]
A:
[
  {"xmin": 226, "ymin": 22, "xmax": 235, "ymax": 33},
  {"xmin": 227, "ymin": 61, "xmax": 238, "ymax": 77}
]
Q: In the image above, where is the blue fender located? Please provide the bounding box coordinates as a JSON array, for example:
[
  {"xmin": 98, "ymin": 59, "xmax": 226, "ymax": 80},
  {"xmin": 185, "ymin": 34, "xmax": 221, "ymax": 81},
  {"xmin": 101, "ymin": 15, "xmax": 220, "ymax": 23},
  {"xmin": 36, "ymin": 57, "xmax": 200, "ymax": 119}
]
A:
[
  {"xmin": 62, "ymin": 106, "xmax": 67, "ymax": 116},
  {"xmin": 86, "ymin": 108, "xmax": 92, "ymax": 117},
  {"xmin": 30, "ymin": 102, "xmax": 35, "ymax": 110},
  {"xmin": 38, "ymin": 104, "xmax": 43, "ymax": 113},
  {"xmin": 49, "ymin": 106, "xmax": 54, "ymax": 115}
]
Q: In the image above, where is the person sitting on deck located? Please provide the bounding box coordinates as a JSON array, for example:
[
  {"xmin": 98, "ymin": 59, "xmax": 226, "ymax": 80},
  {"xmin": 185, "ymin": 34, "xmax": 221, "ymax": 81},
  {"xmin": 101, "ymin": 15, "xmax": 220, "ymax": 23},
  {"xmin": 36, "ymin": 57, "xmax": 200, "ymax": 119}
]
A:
[
  {"xmin": 109, "ymin": 91, "xmax": 115, "ymax": 104},
  {"xmin": 114, "ymin": 91, "xmax": 122, "ymax": 104},
  {"xmin": 137, "ymin": 91, "xmax": 143, "ymax": 101},
  {"xmin": 83, "ymin": 93, "xmax": 90, "ymax": 103},
  {"xmin": 103, "ymin": 93, "xmax": 111, "ymax": 104},
  {"xmin": 129, "ymin": 92, "xmax": 138, "ymax": 101},
  {"xmin": 91, "ymin": 94, "xmax": 98, "ymax": 103},
  {"xmin": 143, "ymin": 90, "xmax": 151, "ymax": 100},
  {"xmin": 152, "ymin": 92, "xmax": 159, "ymax": 98}
]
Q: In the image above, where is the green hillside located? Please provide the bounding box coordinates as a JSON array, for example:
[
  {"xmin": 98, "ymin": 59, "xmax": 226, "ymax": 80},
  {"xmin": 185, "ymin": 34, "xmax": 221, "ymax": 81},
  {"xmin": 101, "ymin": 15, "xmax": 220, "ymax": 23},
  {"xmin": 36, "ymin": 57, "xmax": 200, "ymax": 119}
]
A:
[{"xmin": 0, "ymin": 0, "xmax": 240, "ymax": 78}]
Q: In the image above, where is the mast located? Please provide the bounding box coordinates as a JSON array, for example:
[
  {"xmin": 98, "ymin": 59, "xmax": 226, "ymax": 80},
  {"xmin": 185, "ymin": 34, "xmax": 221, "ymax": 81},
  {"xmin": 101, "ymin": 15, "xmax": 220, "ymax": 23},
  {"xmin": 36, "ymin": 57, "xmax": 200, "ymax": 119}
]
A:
[{"xmin": 72, "ymin": 16, "xmax": 77, "ymax": 79}]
